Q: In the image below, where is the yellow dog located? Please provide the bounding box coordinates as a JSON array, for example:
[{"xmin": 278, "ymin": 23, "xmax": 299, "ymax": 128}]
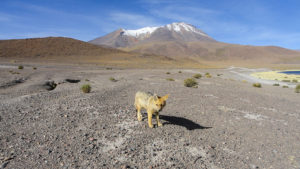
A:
[{"xmin": 134, "ymin": 91, "xmax": 169, "ymax": 128}]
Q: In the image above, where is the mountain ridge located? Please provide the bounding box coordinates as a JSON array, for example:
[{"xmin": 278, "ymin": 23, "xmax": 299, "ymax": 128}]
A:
[
  {"xmin": 89, "ymin": 22, "xmax": 300, "ymax": 66},
  {"xmin": 89, "ymin": 22, "xmax": 216, "ymax": 47}
]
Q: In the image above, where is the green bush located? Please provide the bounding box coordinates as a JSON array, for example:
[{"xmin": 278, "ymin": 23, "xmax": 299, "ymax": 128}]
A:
[
  {"xmin": 282, "ymin": 80, "xmax": 291, "ymax": 82},
  {"xmin": 178, "ymin": 71, "xmax": 182, "ymax": 73},
  {"xmin": 166, "ymin": 72, "xmax": 170, "ymax": 74},
  {"xmin": 273, "ymin": 83, "xmax": 280, "ymax": 86},
  {"xmin": 193, "ymin": 74, "xmax": 202, "ymax": 79},
  {"xmin": 295, "ymin": 84, "xmax": 300, "ymax": 93},
  {"xmin": 33, "ymin": 67, "xmax": 37, "ymax": 70},
  {"xmin": 166, "ymin": 78, "xmax": 175, "ymax": 81},
  {"xmin": 18, "ymin": 65, "xmax": 23, "ymax": 69},
  {"xmin": 253, "ymin": 83, "xmax": 262, "ymax": 88},
  {"xmin": 81, "ymin": 84, "xmax": 91, "ymax": 93},
  {"xmin": 109, "ymin": 77, "xmax": 117, "ymax": 82},
  {"xmin": 282, "ymin": 85, "xmax": 289, "ymax": 88},
  {"xmin": 9, "ymin": 70, "xmax": 20, "ymax": 74},
  {"xmin": 205, "ymin": 72, "xmax": 212, "ymax": 78},
  {"xmin": 184, "ymin": 78, "xmax": 198, "ymax": 87},
  {"xmin": 292, "ymin": 79, "xmax": 298, "ymax": 83}
]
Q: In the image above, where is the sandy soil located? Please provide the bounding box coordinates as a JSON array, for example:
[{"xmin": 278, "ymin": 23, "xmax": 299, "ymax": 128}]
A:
[{"xmin": 0, "ymin": 63, "xmax": 300, "ymax": 169}]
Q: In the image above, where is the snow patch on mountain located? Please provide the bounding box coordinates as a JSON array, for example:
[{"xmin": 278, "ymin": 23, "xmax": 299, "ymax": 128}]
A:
[
  {"xmin": 165, "ymin": 22, "xmax": 209, "ymax": 37},
  {"xmin": 123, "ymin": 27, "xmax": 159, "ymax": 37},
  {"xmin": 122, "ymin": 22, "xmax": 209, "ymax": 38}
]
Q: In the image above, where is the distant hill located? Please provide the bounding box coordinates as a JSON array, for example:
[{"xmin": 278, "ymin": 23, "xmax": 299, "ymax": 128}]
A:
[
  {"xmin": 0, "ymin": 37, "xmax": 125, "ymax": 58},
  {"xmin": 90, "ymin": 22, "xmax": 300, "ymax": 67},
  {"xmin": 0, "ymin": 37, "xmax": 194, "ymax": 68},
  {"xmin": 122, "ymin": 41, "xmax": 300, "ymax": 65}
]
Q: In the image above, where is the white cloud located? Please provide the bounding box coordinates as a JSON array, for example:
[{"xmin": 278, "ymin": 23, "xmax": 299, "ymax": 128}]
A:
[
  {"xmin": 150, "ymin": 4, "xmax": 219, "ymax": 22},
  {"xmin": 138, "ymin": 0, "xmax": 189, "ymax": 5},
  {"xmin": 16, "ymin": 3, "xmax": 65, "ymax": 16},
  {"xmin": 109, "ymin": 11, "xmax": 162, "ymax": 28},
  {"xmin": 0, "ymin": 31, "xmax": 60, "ymax": 40},
  {"xmin": 0, "ymin": 16, "xmax": 10, "ymax": 22},
  {"xmin": 246, "ymin": 30, "xmax": 300, "ymax": 45},
  {"xmin": 0, "ymin": 12, "xmax": 19, "ymax": 22}
]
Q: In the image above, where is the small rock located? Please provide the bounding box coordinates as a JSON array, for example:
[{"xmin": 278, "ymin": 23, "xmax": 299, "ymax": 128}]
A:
[
  {"xmin": 1, "ymin": 161, "xmax": 9, "ymax": 168},
  {"xmin": 43, "ymin": 81, "xmax": 57, "ymax": 91},
  {"xmin": 122, "ymin": 165, "xmax": 130, "ymax": 169}
]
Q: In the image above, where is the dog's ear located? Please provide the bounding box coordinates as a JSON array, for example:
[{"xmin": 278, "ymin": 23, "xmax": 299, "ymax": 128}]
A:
[
  {"xmin": 161, "ymin": 94, "xmax": 169, "ymax": 101},
  {"xmin": 154, "ymin": 95, "xmax": 159, "ymax": 101}
]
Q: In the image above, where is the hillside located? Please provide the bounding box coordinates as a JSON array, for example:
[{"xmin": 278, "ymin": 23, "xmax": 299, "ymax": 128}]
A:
[
  {"xmin": 121, "ymin": 41, "xmax": 300, "ymax": 66},
  {"xmin": 0, "ymin": 37, "xmax": 125, "ymax": 58},
  {"xmin": 0, "ymin": 37, "xmax": 188, "ymax": 68}
]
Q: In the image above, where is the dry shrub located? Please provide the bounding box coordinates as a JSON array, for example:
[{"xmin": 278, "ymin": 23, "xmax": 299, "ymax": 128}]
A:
[
  {"xmin": 253, "ymin": 83, "xmax": 262, "ymax": 88},
  {"xmin": 166, "ymin": 78, "xmax": 175, "ymax": 81},
  {"xmin": 81, "ymin": 84, "xmax": 91, "ymax": 93},
  {"xmin": 295, "ymin": 84, "xmax": 300, "ymax": 93},
  {"xmin": 193, "ymin": 74, "xmax": 202, "ymax": 79},
  {"xmin": 184, "ymin": 78, "xmax": 198, "ymax": 87},
  {"xmin": 109, "ymin": 77, "xmax": 118, "ymax": 82}
]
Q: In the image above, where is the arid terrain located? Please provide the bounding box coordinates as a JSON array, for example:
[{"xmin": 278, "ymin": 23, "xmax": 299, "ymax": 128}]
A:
[{"xmin": 1, "ymin": 63, "xmax": 299, "ymax": 168}]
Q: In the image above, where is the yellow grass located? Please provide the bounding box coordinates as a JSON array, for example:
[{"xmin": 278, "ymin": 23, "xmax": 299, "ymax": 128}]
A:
[{"xmin": 251, "ymin": 70, "xmax": 300, "ymax": 81}]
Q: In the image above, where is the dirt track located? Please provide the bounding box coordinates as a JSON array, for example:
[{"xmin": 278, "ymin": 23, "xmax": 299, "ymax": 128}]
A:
[{"xmin": 0, "ymin": 64, "xmax": 300, "ymax": 169}]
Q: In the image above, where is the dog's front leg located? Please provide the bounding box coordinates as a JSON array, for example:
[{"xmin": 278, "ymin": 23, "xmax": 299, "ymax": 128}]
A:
[
  {"xmin": 147, "ymin": 109, "xmax": 153, "ymax": 128},
  {"xmin": 136, "ymin": 105, "xmax": 142, "ymax": 121}
]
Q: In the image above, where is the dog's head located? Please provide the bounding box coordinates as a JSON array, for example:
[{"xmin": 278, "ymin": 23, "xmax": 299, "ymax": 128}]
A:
[{"xmin": 154, "ymin": 94, "xmax": 169, "ymax": 111}]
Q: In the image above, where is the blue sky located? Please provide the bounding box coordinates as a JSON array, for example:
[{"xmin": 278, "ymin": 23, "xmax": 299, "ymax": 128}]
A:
[{"xmin": 1, "ymin": 0, "xmax": 300, "ymax": 49}]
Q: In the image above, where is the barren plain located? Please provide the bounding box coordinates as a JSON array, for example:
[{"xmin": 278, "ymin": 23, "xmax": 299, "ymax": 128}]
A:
[{"xmin": 0, "ymin": 63, "xmax": 300, "ymax": 169}]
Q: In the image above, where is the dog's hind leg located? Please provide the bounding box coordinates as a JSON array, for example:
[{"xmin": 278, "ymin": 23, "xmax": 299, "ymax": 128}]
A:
[{"xmin": 156, "ymin": 113, "xmax": 163, "ymax": 127}]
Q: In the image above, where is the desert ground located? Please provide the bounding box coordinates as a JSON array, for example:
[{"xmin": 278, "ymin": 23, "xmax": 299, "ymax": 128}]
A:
[{"xmin": 0, "ymin": 63, "xmax": 300, "ymax": 169}]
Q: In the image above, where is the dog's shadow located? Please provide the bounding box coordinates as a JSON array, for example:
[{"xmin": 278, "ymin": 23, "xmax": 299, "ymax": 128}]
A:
[{"xmin": 159, "ymin": 115, "xmax": 212, "ymax": 130}]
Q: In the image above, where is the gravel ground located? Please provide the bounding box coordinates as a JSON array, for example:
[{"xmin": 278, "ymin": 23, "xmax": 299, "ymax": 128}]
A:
[{"xmin": 0, "ymin": 64, "xmax": 300, "ymax": 169}]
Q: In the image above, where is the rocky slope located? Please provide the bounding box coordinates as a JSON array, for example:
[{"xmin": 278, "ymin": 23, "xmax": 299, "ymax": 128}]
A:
[{"xmin": 89, "ymin": 22, "xmax": 216, "ymax": 47}]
